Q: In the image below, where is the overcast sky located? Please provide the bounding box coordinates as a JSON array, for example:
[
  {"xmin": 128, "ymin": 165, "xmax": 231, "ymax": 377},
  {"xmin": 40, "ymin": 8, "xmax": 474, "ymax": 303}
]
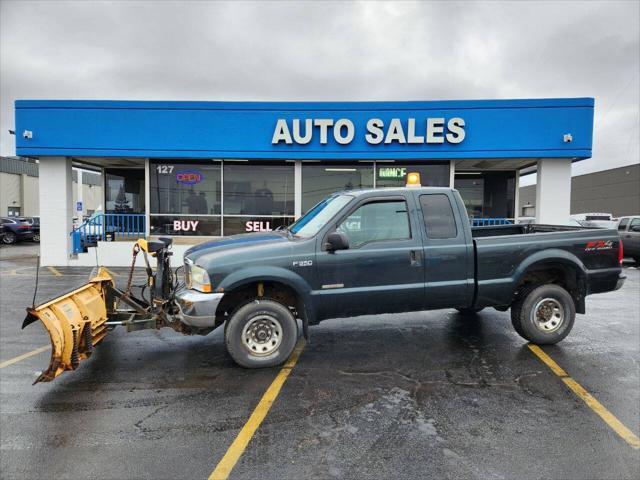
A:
[{"xmin": 1, "ymin": 0, "xmax": 638, "ymax": 185}]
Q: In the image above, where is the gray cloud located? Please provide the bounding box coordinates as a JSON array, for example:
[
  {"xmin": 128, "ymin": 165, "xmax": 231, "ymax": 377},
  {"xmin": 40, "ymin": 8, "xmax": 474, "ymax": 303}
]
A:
[{"xmin": 1, "ymin": 0, "xmax": 638, "ymax": 182}]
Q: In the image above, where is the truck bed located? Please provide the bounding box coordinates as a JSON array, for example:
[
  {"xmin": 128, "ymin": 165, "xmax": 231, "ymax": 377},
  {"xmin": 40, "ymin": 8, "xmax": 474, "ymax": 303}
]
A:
[{"xmin": 471, "ymin": 224, "xmax": 621, "ymax": 308}]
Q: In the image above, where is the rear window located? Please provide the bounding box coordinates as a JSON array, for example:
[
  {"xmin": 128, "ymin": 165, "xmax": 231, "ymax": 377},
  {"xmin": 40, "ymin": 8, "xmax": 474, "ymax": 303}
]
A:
[{"xmin": 420, "ymin": 194, "xmax": 457, "ymax": 239}]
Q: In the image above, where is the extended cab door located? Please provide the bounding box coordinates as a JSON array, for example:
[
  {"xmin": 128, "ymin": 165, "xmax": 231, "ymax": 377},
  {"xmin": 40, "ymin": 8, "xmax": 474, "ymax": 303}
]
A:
[
  {"xmin": 418, "ymin": 192, "xmax": 473, "ymax": 309},
  {"xmin": 314, "ymin": 194, "xmax": 425, "ymax": 319}
]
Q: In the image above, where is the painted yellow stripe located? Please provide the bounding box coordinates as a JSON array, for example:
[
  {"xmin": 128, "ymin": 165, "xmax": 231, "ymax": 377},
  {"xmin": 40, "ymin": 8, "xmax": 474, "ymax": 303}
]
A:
[
  {"xmin": 0, "ymin": 345, "xmax": 50, "ymax": 369},
  {"xmin": 209, "ymin": 339, "xmax": 306, "ymax": 480},
  {"xmin": 47, "ymin": 266, "xmax": 63, "ymax": 276},
  {"xmin": 528, "ymin": 344, "xmax": 640, "ymax": 450}
]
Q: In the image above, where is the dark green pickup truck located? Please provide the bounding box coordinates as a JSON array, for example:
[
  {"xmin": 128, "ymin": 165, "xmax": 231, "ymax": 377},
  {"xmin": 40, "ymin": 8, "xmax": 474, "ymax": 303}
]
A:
[{"xmin": 176, "ymin": 187, "xmax": 625, "ymax": 368}]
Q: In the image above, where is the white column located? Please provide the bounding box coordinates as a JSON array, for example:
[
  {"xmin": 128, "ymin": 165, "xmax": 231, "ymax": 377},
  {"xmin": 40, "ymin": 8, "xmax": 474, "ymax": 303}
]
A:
[
  {"xmin": 294, "ymin": 161, "xmax": 302, "ymax": 219},
  {"xmin": 144, "ymin": 158, "xmax": 151, "ymax": 236},
  {"xmin": 39, "ymin": 157, "xmax": 73, "ymax": 266},
  {"xmin": 514, "ymin": 170, "xmax": 520, "ymax": 222},
  {"xmin": 449, "ymin": 160, "xmax": 455, "ymax": 188},
  {"xmin": 535, "ymin": 158, "xmax": 571, "ymax": 225}
]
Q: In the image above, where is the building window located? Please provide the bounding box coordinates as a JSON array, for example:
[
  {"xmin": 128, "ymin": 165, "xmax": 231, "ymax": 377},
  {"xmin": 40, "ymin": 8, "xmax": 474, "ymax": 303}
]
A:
[
  {"xmin": 150, "ymin": 161, "xmax": 221, "ymax": 215},
  {"xmin": 454, "ymin": 171, "xmax": 516, "ymax": 219},
  {"xmin": 105, "ymin": 168, "xmax": 145, "ymax": 214},
  {"xmin": 376, "ymin": 162, "xmax": 449, "ymax": 188},
  {"xmin": 302, "ymin": 163, "xmax": 374, "ymax": 213},
  {"xmin": 222, "ymin": 161, "xmax": 294, "ymax": 235},
  {"xmin": 223, "ymin": 162, "xmax": 294, "ymax": 216}
]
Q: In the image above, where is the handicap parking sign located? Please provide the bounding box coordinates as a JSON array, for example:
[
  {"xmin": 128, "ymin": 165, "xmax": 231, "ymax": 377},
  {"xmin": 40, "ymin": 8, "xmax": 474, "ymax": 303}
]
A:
[{"xmin": 76, "ymin": 201, "xmax": 83, "ymax": 211}]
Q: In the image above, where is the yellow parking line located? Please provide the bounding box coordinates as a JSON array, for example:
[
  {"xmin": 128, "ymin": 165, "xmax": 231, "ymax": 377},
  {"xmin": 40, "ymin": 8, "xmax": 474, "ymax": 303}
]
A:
[
  {"xmin": 0, "ymin": 345, "xmax": 50, "ymax": 369},
  {"xmin": 209, "ymin": 339, "xmax": 306, "ymax": 480},
  {"xmin": 47, "ymin": 266, "xmax": 63, "ymax": 276},
  {"xmin": 528, "ymin": 344, "xmax": 640, "ymax": 450}
]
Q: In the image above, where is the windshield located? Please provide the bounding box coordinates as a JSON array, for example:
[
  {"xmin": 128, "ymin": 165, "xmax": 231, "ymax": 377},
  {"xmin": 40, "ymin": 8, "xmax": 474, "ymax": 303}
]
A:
[{"xmin": 289, "ymin": 194, "xmax": 353, "ymax": 238}]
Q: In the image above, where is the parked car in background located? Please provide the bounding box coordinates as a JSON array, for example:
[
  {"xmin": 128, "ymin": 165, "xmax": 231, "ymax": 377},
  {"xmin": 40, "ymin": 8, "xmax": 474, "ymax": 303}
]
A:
[
  {"xmin": 617, "ymin": 216, "xmax": 640, "ymax": 263},
  {"xmin": 16, "ymin": 216, "xmax": 40, "ymax": 242},
  {"xmin": 580, "ymin": 220, "xmax": 619, "ymax": 229},
  {"xmin": 0, "ymin": 223, "xmax": 6, "ymax": 245},
  {"xmin": 0, "ymin": 217, "xmax": 35, "ymax": 244},
  {"xmin": 517, "ymin": 217, "xmax": 583, "ymax": 227}
]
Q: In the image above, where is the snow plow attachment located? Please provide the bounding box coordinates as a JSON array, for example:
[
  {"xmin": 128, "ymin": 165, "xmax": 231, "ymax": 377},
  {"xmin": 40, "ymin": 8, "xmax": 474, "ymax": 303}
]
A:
[{"xmin": 22, "ymin": 267, "xmax": 115, "ymax": 384}]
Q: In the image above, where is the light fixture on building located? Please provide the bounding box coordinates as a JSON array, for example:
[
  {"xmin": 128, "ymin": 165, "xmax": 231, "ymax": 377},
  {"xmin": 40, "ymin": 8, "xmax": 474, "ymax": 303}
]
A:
[
  {"xmin": 563, "ymin": 133, "xmax": 573, "ymax": 143},
  {"xmin": 325, "ymin": 168, "xmax": 357, "ymax": 172},
  {"xmin": 23, "ymin": 130, "xmax": 33, "ymax": 139}
]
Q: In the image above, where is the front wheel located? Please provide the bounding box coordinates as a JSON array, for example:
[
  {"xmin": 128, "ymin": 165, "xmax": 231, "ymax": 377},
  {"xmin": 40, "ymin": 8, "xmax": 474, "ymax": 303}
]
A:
[
  {"xmin": 32, "ymin": 232, "xmax": 40, "ymax": 243},
  {"xmin": 511, "ymin": 284, "xmax": 575, "ymax": 344},
  {"xmin": 225, "ymin": 299, "xmax": 298, "ymax": 368}
]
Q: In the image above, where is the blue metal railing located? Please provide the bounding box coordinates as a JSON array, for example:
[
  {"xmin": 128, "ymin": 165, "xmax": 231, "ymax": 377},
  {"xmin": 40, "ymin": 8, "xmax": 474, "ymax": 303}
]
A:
[
  {"xmin": 71, "ymin": 213, "xmax": 146, "ymax": 254},
  {"xmin": 471, "ymin": 218, "xmax": 513, "ymax": 227}
]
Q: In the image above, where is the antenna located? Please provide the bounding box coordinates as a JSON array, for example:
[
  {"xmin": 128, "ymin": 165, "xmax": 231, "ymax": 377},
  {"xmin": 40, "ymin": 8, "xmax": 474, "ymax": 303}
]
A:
[{"xmin": 32, "ymin": 255, "xmax": 40, "ymax": 308}]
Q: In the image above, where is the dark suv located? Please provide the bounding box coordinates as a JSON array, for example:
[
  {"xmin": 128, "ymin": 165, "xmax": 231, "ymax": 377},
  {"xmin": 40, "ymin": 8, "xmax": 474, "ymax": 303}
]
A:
[
  {"xmin": 0, "ymin": 217, "xmax": 35, "ymax": 244},
  {"xmin": 16, "ymin": 216, "xmax": 40, "ymax": 242}
]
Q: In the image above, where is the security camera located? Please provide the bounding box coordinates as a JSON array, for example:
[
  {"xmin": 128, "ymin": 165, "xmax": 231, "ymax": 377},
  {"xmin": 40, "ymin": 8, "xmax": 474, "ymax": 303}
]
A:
[
  {"xmin": 563, "ymin": 133, "xmax": 573, "ymax": 143},
  {"xmin": 22, "ymin": 130, "xmax": 33, "ymax": 139}
]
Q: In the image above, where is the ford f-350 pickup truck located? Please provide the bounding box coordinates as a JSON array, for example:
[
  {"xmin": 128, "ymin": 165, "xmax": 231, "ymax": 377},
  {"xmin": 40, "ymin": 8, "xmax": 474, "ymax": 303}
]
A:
[
  {"xmin": 25, "ymin": 183, "xmax": 626, "ymax": 383},
  {"xmin": 177, "ymin": 185, "xmax": 625, "ymax": 368}
]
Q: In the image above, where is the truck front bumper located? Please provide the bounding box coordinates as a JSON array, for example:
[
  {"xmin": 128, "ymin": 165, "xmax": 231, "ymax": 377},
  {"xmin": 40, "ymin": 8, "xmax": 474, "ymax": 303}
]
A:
[{"xmin": 175, "ymin": 289, "xmax": 224, "ymax": 329}]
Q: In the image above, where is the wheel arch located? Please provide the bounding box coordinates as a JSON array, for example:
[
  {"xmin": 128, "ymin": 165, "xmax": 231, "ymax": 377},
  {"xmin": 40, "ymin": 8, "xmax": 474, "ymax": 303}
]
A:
[
  {"xmin": 511, "ymin": 250, "xmax": 588, "ymax": 314},
  {"xmin": 215, "ymin": 267, "xmax": 315, "ymax": 338}
]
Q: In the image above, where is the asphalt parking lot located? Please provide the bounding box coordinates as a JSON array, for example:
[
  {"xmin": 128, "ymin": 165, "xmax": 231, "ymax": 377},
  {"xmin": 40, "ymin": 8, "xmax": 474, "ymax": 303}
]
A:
[{"xmin": 1, "ymin": 256, "xmax": 639, "ymax": 480}]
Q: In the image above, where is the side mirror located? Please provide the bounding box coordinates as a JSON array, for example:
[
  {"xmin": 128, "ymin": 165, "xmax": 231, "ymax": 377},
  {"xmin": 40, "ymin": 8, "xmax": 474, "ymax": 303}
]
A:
[{"xmin": 324, "ymin": 231, "xmax": 350, "ymax": 252}]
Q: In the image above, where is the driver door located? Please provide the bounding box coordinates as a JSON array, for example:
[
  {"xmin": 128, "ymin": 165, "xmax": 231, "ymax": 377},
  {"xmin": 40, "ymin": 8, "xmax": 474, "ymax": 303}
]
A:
[{"xmin": 314, "ymin": 195, "xmax": 424, "ymax": 319}]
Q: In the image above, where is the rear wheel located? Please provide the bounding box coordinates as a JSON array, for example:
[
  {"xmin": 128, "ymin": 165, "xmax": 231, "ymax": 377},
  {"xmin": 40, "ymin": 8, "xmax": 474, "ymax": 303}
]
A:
[
  {"xmin": 2, "ymin": 232, "xmax": 16, "ymax": 244},
  {"xmin": 32, "ymin": 232, "xmax": 40, "ymax": 242},
  {"xmin": 511, "ymin": 284, "xmax": 575, "ymax": 344},
  {"xmin": 225, "ymin": 299, "xmax": 298, "ymax": 368}
]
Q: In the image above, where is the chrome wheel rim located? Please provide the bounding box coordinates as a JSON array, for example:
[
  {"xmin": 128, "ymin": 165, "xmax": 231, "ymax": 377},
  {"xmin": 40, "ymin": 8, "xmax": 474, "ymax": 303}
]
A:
[
  {"xmin": 242, "ymin": 315, "xmax": 282, "ymax": 356},
  {"xmin": 531, "ymin": 298, "xmax": 564, "ymax": 333}
]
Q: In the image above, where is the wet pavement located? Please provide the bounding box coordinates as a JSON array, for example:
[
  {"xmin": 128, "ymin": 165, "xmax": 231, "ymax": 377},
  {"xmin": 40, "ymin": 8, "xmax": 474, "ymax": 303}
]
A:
[{"xmin": 1, "ymin": 257, "xmax": 639, "ymax": 479}]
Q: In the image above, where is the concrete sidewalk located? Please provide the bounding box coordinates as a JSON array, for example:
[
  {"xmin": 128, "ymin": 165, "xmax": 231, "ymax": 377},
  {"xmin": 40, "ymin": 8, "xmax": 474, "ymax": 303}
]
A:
[{"xmin": 0, "ymin": 243, "xmax": 40, "ymax": 261}]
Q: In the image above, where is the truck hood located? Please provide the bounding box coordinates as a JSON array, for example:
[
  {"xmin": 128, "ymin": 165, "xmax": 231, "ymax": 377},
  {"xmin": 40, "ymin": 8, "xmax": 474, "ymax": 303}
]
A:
[{"xmin": 183, "ymin": 232, "xmax": 291, "ymax": 264}]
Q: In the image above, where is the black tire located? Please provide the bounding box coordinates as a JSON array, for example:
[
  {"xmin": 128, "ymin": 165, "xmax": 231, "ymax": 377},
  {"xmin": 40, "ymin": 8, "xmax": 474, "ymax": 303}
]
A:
[
  {"xmin": 511, "ymin": 284, "xmax": 575, "ymax": 345},
  {"xmin": 455, "ymin": 307, "xmax": 484, "ymax": 315},
  {"xmin": 634, "ymin": 257, "xmax": 640, "ymax": 266},
  {"xmin": 225, "ymin": 299, "xmax": 298, "ymax": 369},
  {"xmin": 2, "ymin": 232, "xmax": 16, "ymax": 244}
]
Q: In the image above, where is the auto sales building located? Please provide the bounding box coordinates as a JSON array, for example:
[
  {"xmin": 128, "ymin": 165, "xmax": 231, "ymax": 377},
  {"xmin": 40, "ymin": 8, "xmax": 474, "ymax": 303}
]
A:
[{"xmin": 14, "ymin": 98, "xmax": 594, "ymax": 266}]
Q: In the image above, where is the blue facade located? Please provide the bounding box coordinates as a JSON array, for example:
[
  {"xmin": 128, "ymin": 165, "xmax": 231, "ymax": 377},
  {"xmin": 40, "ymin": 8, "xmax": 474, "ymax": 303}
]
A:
[{"xmin": 15, "ymin": 98, "xmax": 594, "ymax": 160}]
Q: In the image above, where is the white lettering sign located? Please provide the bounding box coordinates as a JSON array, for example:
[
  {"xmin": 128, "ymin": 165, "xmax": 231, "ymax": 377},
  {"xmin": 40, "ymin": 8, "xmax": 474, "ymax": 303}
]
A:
[
  {"xmin": 173, "ymin": 220, "xmax": 199, "ymax": 232},
  {"xmin": 271, "ymin": 117, "xmax": 466, "ymax": 145},
  {"xmin": 246, "ymin": 221, "xmax": 271, "ymax": 232}
]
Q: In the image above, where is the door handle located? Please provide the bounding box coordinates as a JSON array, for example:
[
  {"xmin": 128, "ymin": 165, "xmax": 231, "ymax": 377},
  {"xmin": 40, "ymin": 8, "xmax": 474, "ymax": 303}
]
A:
[{"xmin": 409, "ymin": 250, "xmax": 422, "ymax": 267}]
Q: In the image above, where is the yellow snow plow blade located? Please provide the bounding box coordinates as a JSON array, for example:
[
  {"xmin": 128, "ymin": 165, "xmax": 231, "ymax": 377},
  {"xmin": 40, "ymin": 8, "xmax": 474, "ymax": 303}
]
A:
[{"xmin": 23, "ymin": 267, "xmax": 115, "ymax": 384}]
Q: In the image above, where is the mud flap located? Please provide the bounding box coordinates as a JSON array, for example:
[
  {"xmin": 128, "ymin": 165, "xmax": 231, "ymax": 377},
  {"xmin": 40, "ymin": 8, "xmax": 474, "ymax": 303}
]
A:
[{"xmin": 23, "ymin": 268, "xmax": 115, "ymax": 383}]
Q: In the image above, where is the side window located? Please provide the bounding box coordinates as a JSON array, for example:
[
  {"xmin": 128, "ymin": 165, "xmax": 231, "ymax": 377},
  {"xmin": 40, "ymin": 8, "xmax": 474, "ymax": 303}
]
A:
[
  {"xmin": 618, "ymin": 218, "xmax": 629, "ymax": 230},
  {"xmin": 630, "ymin": 218, "xmax": 640, "ymax": 228},
  {"xmin": 420, "ymin": 194, "xmax": 457, "ymax": 239},
  {"xmin": 337, "ymin": 200, "xmax": 410, "ymax": 248}
]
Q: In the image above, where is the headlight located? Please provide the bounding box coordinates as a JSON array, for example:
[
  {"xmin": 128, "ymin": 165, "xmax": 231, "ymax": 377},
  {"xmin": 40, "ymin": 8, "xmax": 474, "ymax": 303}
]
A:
[{"xmin": 189, "ymin": 264, "xmax": 212, "ymax": 293}]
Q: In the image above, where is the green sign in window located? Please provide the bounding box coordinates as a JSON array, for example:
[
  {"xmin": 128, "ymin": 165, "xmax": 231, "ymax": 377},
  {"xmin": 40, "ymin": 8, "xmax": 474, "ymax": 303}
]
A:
[{"xmin": 378, "ymin": 167, "xmax": 407, "ymax": 179}]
